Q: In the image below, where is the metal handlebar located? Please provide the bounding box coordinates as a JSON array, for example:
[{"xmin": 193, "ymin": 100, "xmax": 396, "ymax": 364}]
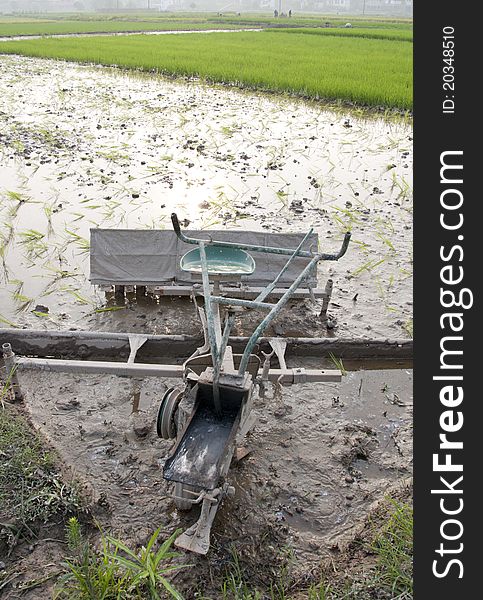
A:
[
  {"xmin": 171, "ymin": 213, "xmax": 351, "ymax": 379},
  {"xmin": 171, "ymin": 213, "xmax": 350, "ymax": 260}
]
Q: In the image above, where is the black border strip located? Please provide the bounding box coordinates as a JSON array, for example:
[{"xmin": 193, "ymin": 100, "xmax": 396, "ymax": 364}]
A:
[{"xmin": 415, "ymin": 2, "xmax": 478, "ymax": 596}]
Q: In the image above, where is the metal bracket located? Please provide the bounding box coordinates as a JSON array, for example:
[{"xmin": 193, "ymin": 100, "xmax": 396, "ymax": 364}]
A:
[
  {"xmin": 127, "ymin": 334, "xmax": 148, "ymax": 364},
  {"xmin": 269, "ymin": 338, "xmax": 289, "ymax": 386},
  {"xmin": 175, "ymin": 483, "xmax": 235, "ymax": 555},
  {"xmin": 292, "ymin": 367, "xmax": 307, "ymax": 384}
]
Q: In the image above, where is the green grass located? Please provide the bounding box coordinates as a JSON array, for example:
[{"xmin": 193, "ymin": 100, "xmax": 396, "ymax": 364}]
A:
[
  {"xmin": 0, "ymin": 405, "xmax": 82, "ymax": 552},
  {"xmin": 213, "ymin": 497, "xmax": 413, "ymax": 599},
  {"xmin": 0, "ymin": 31, "xmax": 412, "ymax": 109},
  {"xmin": 368, "ymin": 499, "xmax": 413, "ymax": 597},
  {"xmin": 55, "ymin": 518, "xmax": 187, "ymax": 600}
]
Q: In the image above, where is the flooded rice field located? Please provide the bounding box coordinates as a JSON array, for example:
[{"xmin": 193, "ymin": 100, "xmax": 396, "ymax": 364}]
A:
[
  {"xmin": 1, "ymin": 54, "xmax": 412, "ymax": 592},
  {"xmin": 0, "ymin": 28, "xmax": 262, "ymax": 42},
  {"xmin": 0, "ymin": 55, "xmax": 412, "ymax": 340}
]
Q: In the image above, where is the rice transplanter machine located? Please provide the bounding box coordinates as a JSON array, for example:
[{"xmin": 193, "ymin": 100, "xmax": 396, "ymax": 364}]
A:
[
  {"xmin": 155, "ymin": 214, "xmax": 351, "ymax": 554},
  {"xmin": 2, "ymin": 214, "xmax": 350, "ymax": 555}
]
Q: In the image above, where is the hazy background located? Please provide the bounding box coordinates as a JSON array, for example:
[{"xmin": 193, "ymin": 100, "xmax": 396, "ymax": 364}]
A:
[{"xmin": 0, "ymin": 1, "xmax": 413, "ymax": 18}]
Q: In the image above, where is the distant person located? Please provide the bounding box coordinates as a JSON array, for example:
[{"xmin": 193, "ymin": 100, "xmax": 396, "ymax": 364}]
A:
[
  {"xmin": 274, "ymin": 9, "xmax": 278, "ymax": 17},
  {"xmin": 289, "ymin": 9, "xmax": 292, "ymax": 17}
]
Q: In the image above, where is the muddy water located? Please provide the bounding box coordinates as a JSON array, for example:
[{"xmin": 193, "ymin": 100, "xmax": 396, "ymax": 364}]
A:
[
  {"xmin": 0, "ymin": 55, "xmax": 412, "ymax": 340},
  {"xmin": 0, "ymin": 28, "xmax": 262, "ymax": 42},
  {"xmin": 20, "ymin": 366, "xmax": 411, "ymax": 575}
]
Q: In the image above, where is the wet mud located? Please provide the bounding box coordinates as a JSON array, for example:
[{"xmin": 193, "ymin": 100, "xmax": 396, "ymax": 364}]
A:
[{"xmin": 16, "ymin": 365, "xmax": 412, "ymax": 590}]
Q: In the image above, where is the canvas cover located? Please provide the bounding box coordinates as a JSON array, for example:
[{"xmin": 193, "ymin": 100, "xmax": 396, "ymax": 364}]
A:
[{"xmin": 90, "ymin": 228, "xmax": 320, "ymax": 288}]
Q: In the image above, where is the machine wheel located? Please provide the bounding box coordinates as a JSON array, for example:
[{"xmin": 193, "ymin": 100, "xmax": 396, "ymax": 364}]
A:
[
  {"xmin": 157, "ymin": 387, "xmax": 183, "ymax": 440},
  {"xmin": 174, "ymin": 482, "xmax": 199, "ymax": 511}
]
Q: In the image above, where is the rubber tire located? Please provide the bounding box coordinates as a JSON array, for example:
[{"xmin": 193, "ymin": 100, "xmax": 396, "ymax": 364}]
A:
[{"xmin": 157, "ymin": 387, "xmax": 182, "ymax": 439}]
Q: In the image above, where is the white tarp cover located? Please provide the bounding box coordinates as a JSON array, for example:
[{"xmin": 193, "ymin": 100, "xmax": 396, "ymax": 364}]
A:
[{"xmin": 90, "ymin": 229, "xmax": 320, "ymax": 288}]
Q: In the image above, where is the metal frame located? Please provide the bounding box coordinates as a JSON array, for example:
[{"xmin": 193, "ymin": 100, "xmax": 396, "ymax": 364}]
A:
[{"xmin": 171, "ymin": 213, "xmax": 351, "ymax": 384}]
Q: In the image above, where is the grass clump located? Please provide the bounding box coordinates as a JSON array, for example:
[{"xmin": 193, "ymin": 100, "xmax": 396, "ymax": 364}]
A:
[
  {"xmin": 0, "ymin": 405, "xmax": 82, "ymax": 552},
  {"xmin": 368, "ymin": 499, "xmax": 413, "ymax": 597},
  {"xmin": 55, "ymin": 517, "xmax": 188, "ymax": 600},
  {"xmin": 208, "ymin": 496, "xmax": 412, "ymax": 599},
  {"xmin": 318, "ymin": 496, "xmax": 413, "ymax": 599}
]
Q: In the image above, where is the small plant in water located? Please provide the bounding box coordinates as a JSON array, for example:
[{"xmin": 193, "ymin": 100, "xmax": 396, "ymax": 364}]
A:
[{"xmin": 329, "ymin": 352, "xmax": 347, "ymax": 376}]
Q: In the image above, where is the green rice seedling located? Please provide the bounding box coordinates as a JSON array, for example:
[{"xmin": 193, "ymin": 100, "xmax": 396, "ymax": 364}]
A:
[
  {"xmin": 5, "ymin": 190, "xmax": 25, "ymax": 202},
  {"xmin": 43, "ymin": 200, "xmax": 59, "ymax": 235},
  {"xmin": 351, "ymin": 257, "xmax": 386, "ymax": 277},
  {"xmin": 399, "ymin": 267, "xmax": 413, "ymax": 280},
  {"xmin": 5, "ymin": 190, "xmax": 30, "ymax": 219},
  {"xmin": 12, "ymin": 292, "xmax": 33, "ymax": 312},
  {"xmin": 31, "ymin": 310, "xmax": 50, "ymax": 318},
  {"xmin": 43, "ymin": 265, "xmax": 79, "ymax": 281},
  {"xmin": 0, "ymin": 19, "xmax": 254, "ymax": 38},
  {"xmin": 402, "ymin": 319, "xmax": 413, "ymax": 338},
  {"xmin": 18, "ymin": 229, "xmax": 48, "ymax": 258},
  {"xmin": 94, "ymin": 306, "xmax": 127, "ymax": 313},
  {"xmin": 97, "ymin": 147, "xmax": 130, "ymax": 163},
  {"xmin": 0, "ymin": 234, "xmax": 10, "ymax": 280},
  {"xmin": 9, "ymin": 278, "xmax": 24, "ymax": 296},
  {"xmin": 390, "ymin": 172, "xmax": 412, "ymax": 201},
  {"xmin": 275, "ymin": 189, "xmax": 289, "ymax": 207},
  {"xmin": 350, "ymin": 238, "xmax": 370, "ymax": 251},
  {"xmin": 375, "ymin": 277, "xmax": 387, "ymax": 302},
  {"xmin": 0, "ymin": 313, "xmax": 19, "ymax": 328},
  {"xmin": 17, "ymin": 229, "xmax": 44, "ymax": 244},
  {"xmin": 329, "ymin": 352, "xmax": 347, "ymax": 376},
  {"xmin": 60, "ymin": 286, "xmax": 94, "ymax": 306},
  {"xmin": 376, "ymin": 231, "xmax": 396, "ymax": 252},
  {"xmin": 269, "ymin": 27, "xmax": 412, "ymax": 42},
  {"xmin": 64, "ymin": 229, "xmax": 90, "ymax": 254}
]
